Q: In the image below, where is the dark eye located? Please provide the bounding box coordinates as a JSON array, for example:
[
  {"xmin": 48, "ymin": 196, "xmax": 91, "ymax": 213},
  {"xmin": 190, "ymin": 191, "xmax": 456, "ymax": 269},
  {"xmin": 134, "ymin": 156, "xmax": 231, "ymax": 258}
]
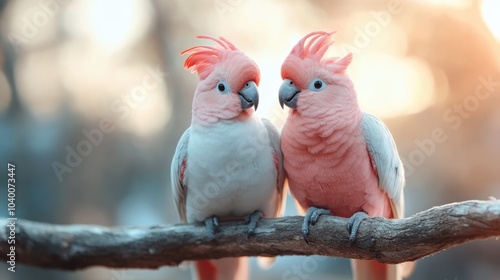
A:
[
  {"xmin": 216, "ymin": 81, "xmax": 231, "ymax": 94},
  {"xmin": 308, "ymin": 78, "xmax": 326, "ymax": 92}
]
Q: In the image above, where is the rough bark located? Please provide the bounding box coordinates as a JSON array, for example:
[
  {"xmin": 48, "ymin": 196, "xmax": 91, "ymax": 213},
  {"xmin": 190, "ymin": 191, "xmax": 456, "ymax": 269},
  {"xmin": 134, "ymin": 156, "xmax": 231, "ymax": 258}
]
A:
[{"xmin": 1, "ymin": 200, "xmax": 499, "ymax": 270}]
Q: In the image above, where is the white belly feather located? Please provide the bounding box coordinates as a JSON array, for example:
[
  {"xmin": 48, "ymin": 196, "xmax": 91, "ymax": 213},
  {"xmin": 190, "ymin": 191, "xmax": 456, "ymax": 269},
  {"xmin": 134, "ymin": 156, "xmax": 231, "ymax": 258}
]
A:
[{"xmin": 184, "ymin": 116, "xmax": 278, "ymax": 223}]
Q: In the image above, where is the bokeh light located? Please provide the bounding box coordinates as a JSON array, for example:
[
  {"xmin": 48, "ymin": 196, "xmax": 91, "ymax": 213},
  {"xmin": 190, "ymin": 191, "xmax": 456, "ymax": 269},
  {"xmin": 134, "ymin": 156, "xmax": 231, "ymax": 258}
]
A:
[
  {"xmin": 15, "ymin": 49, "xmax": 64, "ymax": 119},
  {"xmin": 64, "ymin": 0, "xmax": 153, "ymax": 51},
  {"xmin": 352, "ymin": 54, "xmax": 436, "ymax": 118},
  {"xmin": 481, "ymin": 0, "xmax": 500, "ymax": 42},
  {"xmin": 1, "ymin": 1, "xmax": 499, "ymax": 280},
  {"xmin": 0, "ymin": 71, "xmax": 11, "ymax": 115}
]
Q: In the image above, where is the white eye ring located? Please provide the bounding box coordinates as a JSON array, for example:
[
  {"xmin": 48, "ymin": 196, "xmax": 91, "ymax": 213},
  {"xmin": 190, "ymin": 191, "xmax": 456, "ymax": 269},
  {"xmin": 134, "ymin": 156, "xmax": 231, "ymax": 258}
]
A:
[
  {"xmin": 216, "ymin": 81, "xmax": 231, "ymax": 94},
  {"xmin": 308, "ymin": 78, "xmax": 326, "ymax": 92}
]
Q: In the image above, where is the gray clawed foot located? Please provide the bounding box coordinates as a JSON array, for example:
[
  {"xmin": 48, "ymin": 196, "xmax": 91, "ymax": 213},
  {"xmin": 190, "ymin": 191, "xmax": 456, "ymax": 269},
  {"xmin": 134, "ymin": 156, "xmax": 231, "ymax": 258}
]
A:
[
  {"xmin": 346, "ymin": 211, "xmax": 369, "ymax": 245},
  {"xmin": 204, "ymin": 215, "xmax": 220, "ymax": 240},
  {"xmin": 302, "ymin": 207, "xmax": 331, "ymax": 244},
  {"xmin": 245, "ymin": 210, "xmax": 263, "ymax": 239}
]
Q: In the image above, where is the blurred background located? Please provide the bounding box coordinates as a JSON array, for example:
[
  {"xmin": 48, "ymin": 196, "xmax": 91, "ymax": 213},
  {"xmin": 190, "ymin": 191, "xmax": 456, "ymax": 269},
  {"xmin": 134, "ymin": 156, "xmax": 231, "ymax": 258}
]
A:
[{"xmin": 0, "ymin": 0, "xmax": 499, "ymax": 279}]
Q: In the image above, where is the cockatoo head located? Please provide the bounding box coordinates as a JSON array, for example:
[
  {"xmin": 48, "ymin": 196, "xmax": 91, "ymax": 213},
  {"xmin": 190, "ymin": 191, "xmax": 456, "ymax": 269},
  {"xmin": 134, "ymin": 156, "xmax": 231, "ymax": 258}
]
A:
[
  {"xmin": 279, "ymin": 31, "xmax": 356, "ymax": 117},
  {"xmin": 182, "ymin": 36, "xmax": 260, "ymax": 125}
]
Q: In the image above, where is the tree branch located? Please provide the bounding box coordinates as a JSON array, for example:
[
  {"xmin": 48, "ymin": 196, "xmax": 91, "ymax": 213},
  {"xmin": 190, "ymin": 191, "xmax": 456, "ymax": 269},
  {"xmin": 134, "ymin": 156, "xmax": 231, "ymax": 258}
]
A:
[{"xmin": 1, "ymin": 200, "xmax": 499, "ymax": 270}]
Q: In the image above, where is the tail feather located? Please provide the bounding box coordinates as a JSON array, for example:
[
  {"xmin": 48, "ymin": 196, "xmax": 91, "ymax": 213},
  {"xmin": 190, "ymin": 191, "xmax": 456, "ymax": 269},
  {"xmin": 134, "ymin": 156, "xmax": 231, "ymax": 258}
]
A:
[
  {"xmin": 193, "ymin": 258, "xmax": 248, "ymax": 280},
  {"xmin": 257, "ymin": 256, "xmax": 276, "ymax": 269},
  {"xmin": 194, "ymin": 260, "xmax": 217, "ymax": 280},
  {"xmin": 401, "ymin": 261, "xmax": 416, "ymax": 278},
  {"xmin": 352, "ymin": 259, "xmax": 402, "ymax": 280}
]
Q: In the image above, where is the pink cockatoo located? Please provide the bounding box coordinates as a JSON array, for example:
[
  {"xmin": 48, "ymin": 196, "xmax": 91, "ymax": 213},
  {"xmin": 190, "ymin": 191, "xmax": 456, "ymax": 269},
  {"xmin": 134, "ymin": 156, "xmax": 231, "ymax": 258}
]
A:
[
  {"xmin": 279, "ymin": 31, "xmax": 413, "ymax": 280},
  {"xmin": 171, "ymin": 35, "xmax": 286, "ymax": 280}
]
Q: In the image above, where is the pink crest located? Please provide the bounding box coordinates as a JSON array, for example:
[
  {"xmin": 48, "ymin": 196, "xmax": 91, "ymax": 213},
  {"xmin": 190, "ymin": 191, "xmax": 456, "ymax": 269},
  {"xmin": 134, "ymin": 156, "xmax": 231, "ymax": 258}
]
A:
[
  {"xmin": 282, "ymin": 31, "xmax": 353, "ymax": 80},
  {"xmin": 290, "ymin": 31, "xmax": 335, "ymax": 60},
  {"xmin": 181, "ymin": 35, "xmax": 239, "ymax": 80}
]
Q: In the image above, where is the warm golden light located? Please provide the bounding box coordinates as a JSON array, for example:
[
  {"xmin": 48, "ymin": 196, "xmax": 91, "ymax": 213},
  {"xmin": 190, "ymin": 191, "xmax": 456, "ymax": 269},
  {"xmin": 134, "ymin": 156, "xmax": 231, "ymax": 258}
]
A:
[
  {"xmin": 350, "ymin": 53, "xmax": 435, "ymax": 119},
  {"xmin": 58, "ymin": 42, "xmax": 172, "ymax": 136},
  {"xmin": 119, "ymin": 74, "xmax": 172, "ymax": 138},
  {"xmin": 419, "ymin": 0, "xmax": 473, "ymax": 8},
  {"xmin": 82, "ymin": 0, "xmax": 152, "ymax": 51},
  {"xmin": 481, "ymin": 0, "xmax": 500, "ymax": 41},
  {"xmin": 16, "ymin": 50, "xmax": 64, "ymax": 119},
  {"xmin": 2, "ymin": 1, "xmax": 499, "ymax": 279},
  {"xmin": 252, "ymin": 54, "xmax": 289, "ymax": 128}
]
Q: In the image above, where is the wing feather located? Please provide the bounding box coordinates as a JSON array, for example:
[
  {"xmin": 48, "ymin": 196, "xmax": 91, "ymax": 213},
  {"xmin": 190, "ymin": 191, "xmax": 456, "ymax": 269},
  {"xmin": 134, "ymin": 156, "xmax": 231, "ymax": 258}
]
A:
[
  {"xmin": 361, "ymin": 113, "xmax": 405, "ymax": 218},
  {"xmin": 170, "ymin": 128, "xmax": 190, "ymax": 222},
  {"xmin": 261, "ymin": 118, "xmax": 287, "ymax": 218}
]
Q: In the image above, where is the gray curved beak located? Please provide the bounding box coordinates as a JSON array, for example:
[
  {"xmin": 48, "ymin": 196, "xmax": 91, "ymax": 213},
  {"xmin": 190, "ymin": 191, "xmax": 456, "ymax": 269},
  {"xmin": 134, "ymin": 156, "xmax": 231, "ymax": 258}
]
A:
[
  {"xmin": 238, "ymin": 81, "xmax": 259, "ymax": 110},
  {"xmin": 279, "ymin": 79, "xmax": 300, "ymax": 109}
]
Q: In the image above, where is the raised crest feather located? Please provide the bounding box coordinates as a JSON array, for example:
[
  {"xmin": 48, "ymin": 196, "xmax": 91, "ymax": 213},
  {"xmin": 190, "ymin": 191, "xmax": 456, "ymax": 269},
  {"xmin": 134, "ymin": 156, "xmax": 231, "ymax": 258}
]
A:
[
  {"xmin": 283, "ymin": 31, "xmax": 353, "ymax": 77},
  {"xmin": 290, "ymin": 31, "xmax": 335, "ymax": 60},
  {"xmin": 180, "ymin": 35, "xmax": 240, "ymax": 80}
]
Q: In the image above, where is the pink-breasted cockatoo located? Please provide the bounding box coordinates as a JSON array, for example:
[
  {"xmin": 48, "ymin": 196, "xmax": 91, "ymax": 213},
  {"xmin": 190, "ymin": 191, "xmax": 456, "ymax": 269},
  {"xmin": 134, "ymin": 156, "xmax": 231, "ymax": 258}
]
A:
[
  {"xmin": 278, "ymin": 31, "xmax": 413, "ymax": 280},
  {"xmin": 171, "ymin": 35, "xmax": 285, "ymax": 280}
]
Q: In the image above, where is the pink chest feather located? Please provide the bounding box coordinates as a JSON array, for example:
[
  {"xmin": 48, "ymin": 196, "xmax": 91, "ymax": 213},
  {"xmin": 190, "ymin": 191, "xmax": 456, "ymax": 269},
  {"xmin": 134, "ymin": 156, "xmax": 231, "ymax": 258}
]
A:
[{"xmin": 282, "ymin": 116, "xmax": 392, "ymax": 218}]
